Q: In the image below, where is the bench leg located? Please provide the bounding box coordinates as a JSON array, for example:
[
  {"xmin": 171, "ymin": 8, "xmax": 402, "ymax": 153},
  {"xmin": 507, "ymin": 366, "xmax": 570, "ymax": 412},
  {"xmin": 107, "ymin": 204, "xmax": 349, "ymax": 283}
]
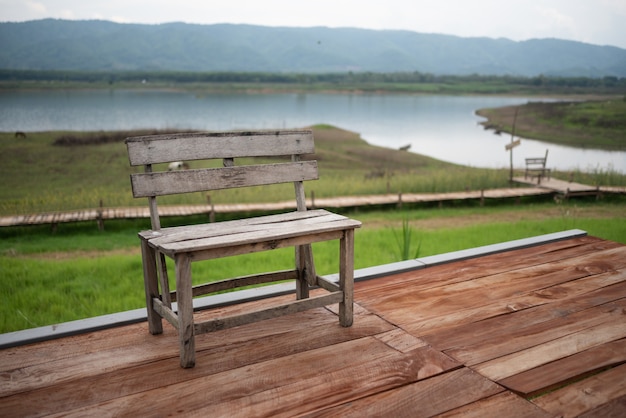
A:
[
  {"xmin": 295, "ymin": 244, "xmax": 316, "ymax": 299},
  {"xmin": 140, "ymin": 239, "xmax": 163, "ymax": 335},
  {"xmin": 339, "ymin": 229, "xmax": 355, "ymax": 327},
  {"xmin": 175, "ymin": 254, "xmax": 195, "ymax": 368}
]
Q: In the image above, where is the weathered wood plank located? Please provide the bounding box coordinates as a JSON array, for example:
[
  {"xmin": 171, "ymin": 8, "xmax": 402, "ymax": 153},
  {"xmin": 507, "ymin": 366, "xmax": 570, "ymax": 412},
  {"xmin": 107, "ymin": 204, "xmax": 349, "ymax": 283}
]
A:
[
  {"xmin": 472, "ymin": 310, "xmax": 626, "ymax": 381},
  {"xmin": 173, "ymin": 229, "xmax": 347, "ymax": 262},
  {"xmin": 577, "ymin": 395, "xmax": 626, "ymax": 418},
  {"xmin": 445, "ymin": 297, "xmax": 626, "ymax": 366},
  {"xmin": 130, "ymin": 161, "xmax": 319, "ymax": 197},
  {"xmin": 308, "ymin": 368, "xmax": 504, "ymax": 417},
  {"xmin": 0, "ymin": 302, "xmax": 391, "ymax": 398},
  {"xmin": 152, "ymin": 298, "xmax": 178, "ymax": 329},
  {"xmin": 532, "ymin": 363, "xmax": 626, "ymax": 418},
  {"xmin": 356, "ymin": 235, "xmax": 618, "ymax": 300},
  {"xmin": 438, "ymin": 391, "xmax": 554, "ymax": 418},
  {"xmin": 374, "ymin": 328, "xmax": 428, "ymax": 353},
  {"xmin": 187, "ymin": 345, "xmax": 460, "ymax": 417},
  {"xmin": 173, "ymin": 269, "xmax": 298, "ymax": 300},
  {"xmin": 422, "ymin": 271, "xmax": 626, "ymax": 349},
  {"xmin": 161, "ymin": 216, "xmax": 358, "ymax": 249},
  {"xmin": 499, "ymin": 338, "xmax": 626, "ymax": 397},
  {"xmin": 125, "ymin": 129, "xmax": 314, "ymax": 166},
  {"xmin": 358, "ymin": 245, "xmax": 626, "ymax": 335},
  {"xmin": 1, "ymin": 317, "xmax": 393, "ymax": 417},
  {"xmin": 194, "ymin": 292, "xmax": 344, "ymax": 334},
  {"xmin": 142, "ymin": 209, "xmax": 349, "ymax": 245}
]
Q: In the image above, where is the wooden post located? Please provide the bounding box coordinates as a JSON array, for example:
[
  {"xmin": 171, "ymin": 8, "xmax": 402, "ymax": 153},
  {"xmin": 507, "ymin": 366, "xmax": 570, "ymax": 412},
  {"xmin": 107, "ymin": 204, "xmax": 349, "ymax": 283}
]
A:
[
  {"xmin": 207, "ymin": 195, "xmax": 215, "ymax": 223},
  {"xmin": 339, "ymin": 229, "xmax": 354, "ymax": 327},
  {"xmin": 175, "ymin": 254, "xmax": 195, "ymax": 368},
  {"xmin": 141, "ymin": 239, "xmax": 163, "ymax": 335},
  {"xmin": 96, "ymin": 199, "xmax": 104, "ymax": 231},
  {"xmin": 509, "ymin": 108, "xmax": 519, "ymax": 184}
]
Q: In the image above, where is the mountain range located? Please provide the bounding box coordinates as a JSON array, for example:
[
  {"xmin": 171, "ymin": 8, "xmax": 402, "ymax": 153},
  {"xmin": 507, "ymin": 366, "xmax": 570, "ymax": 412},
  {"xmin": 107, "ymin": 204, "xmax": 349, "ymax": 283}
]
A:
[{"xmin": 1, "ymin": 19, "xmax": 625, "ymax": 77}]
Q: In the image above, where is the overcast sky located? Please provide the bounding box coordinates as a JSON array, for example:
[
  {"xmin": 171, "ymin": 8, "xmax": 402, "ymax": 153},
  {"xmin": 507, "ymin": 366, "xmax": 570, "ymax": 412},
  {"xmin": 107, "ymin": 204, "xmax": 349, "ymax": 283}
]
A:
[{"xmin": 2, "ymin": 0, "xmax": 626, "ymax": 49}]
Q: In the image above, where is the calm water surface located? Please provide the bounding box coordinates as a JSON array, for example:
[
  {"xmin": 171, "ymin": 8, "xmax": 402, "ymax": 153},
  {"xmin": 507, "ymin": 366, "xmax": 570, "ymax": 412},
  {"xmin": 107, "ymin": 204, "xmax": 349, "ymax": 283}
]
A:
[{"xmin": 1, "ymin": 90, "xmax": 623, "ymax": 172}]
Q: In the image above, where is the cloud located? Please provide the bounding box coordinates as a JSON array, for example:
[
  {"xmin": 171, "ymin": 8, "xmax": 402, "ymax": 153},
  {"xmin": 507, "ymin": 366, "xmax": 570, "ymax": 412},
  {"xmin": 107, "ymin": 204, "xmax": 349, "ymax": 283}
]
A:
[{"xmin": 24, "ymin": 1, "xmax": 45, "ymax": 13}]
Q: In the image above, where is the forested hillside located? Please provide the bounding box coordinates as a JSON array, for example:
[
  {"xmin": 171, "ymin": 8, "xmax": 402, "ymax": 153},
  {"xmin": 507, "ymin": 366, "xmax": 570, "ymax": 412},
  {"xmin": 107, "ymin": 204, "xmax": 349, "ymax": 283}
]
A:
[{"xmin": 1, "ymin": 19, "xmax": 625, "ymax": 77}]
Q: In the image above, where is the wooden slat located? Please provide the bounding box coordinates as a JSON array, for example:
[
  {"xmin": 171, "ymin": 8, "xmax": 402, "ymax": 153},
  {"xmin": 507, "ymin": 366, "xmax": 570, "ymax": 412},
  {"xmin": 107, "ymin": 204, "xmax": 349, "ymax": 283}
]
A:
[
  {"xmin": 148, "ymin": 212, "xmax": 360, "ymax": 256},
  {"xmin": 443, "ymin": 295, "xmax": 626, "ymax": 367},
  {"xmin": 141, "ymin": 209, "xmax": 346, "ymax": 244},
  {"xmin": 175, "ymin": 229, "xmax": 347, "ymax": 261},
  {"xmin": 438, "ymin": 391, "xmax": 554, "ymax": 418},
  {"xmin": 532, "ymin": 363, "xmax": 626, "ymax": 418},
  {"xmin": 311, "ymin": 368, "xmax": 504, "ymax": 417},
  {"xmin": 357, "ymin": 244, "xmax": 626, "ymax": 335},
  {"xmin": 189, "ymin": 345, "xmax": 460, "ymax": 417},
  {"xmin": 355, "ymin": 236, "xmax": 615, "ymax": 301},
  {"xmin": 129, "ymin": 161, "xmax": 319, "ymax": 197},
  {"xmin": 152, "ymin": 298, "xmax": 178, "ymax": 329},
  {"xmin": 577, "ymin": 395, "xmax": 626, "ymax": 418},
  {"xmin": 422, "ymin": 271, "xmax": 626, "ymax": 354},
  {"xmin": 472, "ymin": 304, "xmax": 626, "ymax": 381},
  {"xmin": 316, "ymin": 276, "xmax": 341, "ymax": 293},
  {"xmin": 0, "ymin": 307, "xmax": 394, "ymax": 416},
  {"xmin": 125, "ymin": 129, "xmax": 314, "ymax": 166},
  {"xmin": 374, "ymin": 329, "xmax": 428, "ymax": 353},
  {"xmin": 194, "ymin": 291, "xmax": 344, "ymax": 333},
  {"xmin": 499, "ymin": 338, "xmax": 626, "ymax": 397},
  {"xmin": 173, "ymin": 269, "xmax": 298, "ymax": 300}
]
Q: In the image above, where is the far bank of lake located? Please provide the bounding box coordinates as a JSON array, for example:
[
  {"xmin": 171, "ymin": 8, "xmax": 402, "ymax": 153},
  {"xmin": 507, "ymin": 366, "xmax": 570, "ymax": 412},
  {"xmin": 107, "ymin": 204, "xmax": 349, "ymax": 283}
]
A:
[{"xmin": 1, "ymin": 90, "xmax": 624, "ymax": 172}]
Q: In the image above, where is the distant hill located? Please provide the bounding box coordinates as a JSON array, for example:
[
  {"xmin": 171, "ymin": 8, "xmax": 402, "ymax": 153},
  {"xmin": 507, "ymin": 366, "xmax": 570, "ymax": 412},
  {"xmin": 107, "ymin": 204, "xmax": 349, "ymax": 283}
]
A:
[{"xmin": 1, "ymin": 19, "xmax": 625, "ymax": 77}]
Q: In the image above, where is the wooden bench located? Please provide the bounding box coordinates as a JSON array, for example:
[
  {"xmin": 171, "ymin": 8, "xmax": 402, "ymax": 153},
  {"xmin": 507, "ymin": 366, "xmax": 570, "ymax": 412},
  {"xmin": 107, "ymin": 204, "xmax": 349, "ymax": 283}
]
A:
[
  {"xmin": 524, "ymin": 149, "xmax": 551, "ymax": 184},
  {"xmin": 125, "ymin": 129, "xmax": 361, "ymax": 368}
]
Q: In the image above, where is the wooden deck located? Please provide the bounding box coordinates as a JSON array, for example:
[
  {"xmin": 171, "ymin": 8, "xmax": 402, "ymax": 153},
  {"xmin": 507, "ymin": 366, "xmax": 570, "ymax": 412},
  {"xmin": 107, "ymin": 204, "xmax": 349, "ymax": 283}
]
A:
[
  {"xmin": 3, "ymin": 184, "xmax": 625, "ymax": 229},
  {"xmin": 0, "ymin": 187, "xmax": 555, "ymax": 228},
  {"xmin": 512, "ymin": 176, "xmax": 623, "ymax": 198},
  {"xmin": 1, "ymin": 233, "xmax": 626, "ymax": 417}
]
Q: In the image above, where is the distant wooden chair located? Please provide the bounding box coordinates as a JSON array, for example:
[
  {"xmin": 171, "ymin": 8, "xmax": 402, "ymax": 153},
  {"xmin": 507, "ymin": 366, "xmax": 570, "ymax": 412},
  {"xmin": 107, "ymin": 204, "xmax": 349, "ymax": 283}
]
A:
[
  {"xmin": 125, "ymin": 129, "xmax": 361, "ymax": 368},
  {"xmin": 524, "ymin": 149, "xmax": 551, "ymax": 184}
]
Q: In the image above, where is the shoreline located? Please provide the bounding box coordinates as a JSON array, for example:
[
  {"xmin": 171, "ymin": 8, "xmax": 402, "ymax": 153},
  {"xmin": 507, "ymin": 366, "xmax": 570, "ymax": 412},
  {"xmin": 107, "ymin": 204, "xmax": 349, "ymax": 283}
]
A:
[{"xmin": 2, "ymin": 80, "xmax": 623, "ymax": 99}]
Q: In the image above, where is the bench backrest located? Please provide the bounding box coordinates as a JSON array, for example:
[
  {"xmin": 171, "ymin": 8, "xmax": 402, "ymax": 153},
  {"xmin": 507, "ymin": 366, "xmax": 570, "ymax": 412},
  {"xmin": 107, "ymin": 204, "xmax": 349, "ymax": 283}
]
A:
[
  {"xmin": 126, "ymin": 130, "xmax": 317, "ymax": 229},
  {"xmin": 525, "ymin": 149, "xmax": 549, "ymax": 167}
]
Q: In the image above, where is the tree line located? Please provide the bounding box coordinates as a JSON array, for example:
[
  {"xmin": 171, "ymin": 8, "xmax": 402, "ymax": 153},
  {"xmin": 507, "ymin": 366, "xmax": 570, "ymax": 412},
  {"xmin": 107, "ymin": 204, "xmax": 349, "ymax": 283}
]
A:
[{"xmin": 1, "ymin": 69, "xmax": 624, "ymax": 90}]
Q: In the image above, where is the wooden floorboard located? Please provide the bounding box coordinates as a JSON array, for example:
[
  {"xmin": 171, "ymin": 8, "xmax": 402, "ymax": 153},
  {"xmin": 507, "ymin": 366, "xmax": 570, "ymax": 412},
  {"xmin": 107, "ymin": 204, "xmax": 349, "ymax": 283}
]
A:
[{"xmin": 1, "ymin": 235, "xmax": 625, "ymax": 417}]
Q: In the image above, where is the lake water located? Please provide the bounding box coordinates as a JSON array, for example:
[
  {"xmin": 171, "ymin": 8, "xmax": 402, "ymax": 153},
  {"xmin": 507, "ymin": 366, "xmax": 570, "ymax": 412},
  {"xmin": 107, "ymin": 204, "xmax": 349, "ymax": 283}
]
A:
[{"xmin": 1, "ymin": 90, "xmax": 624, "ymax": 172}]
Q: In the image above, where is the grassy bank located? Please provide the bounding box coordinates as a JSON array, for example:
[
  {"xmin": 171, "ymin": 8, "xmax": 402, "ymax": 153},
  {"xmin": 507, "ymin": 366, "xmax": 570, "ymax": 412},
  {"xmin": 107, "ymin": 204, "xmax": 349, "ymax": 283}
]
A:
[
  {"xmin": 2, "ymin": 125, "xmax": 625, "ymax": 216},
  {"xmin": 477, "ymin": 98, "xmax": 626, "ymax": 150},
  {"xmin": 0, "ymin": 126, "xmax": 514, "ymax": 216}
]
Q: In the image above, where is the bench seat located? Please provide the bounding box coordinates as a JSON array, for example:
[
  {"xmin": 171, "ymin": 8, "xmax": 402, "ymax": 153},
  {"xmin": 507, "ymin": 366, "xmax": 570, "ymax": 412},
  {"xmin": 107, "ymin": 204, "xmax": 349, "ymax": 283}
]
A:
[{"xmin": 141, "ymin": 209, "xmax": 359, "ymax": 257}]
